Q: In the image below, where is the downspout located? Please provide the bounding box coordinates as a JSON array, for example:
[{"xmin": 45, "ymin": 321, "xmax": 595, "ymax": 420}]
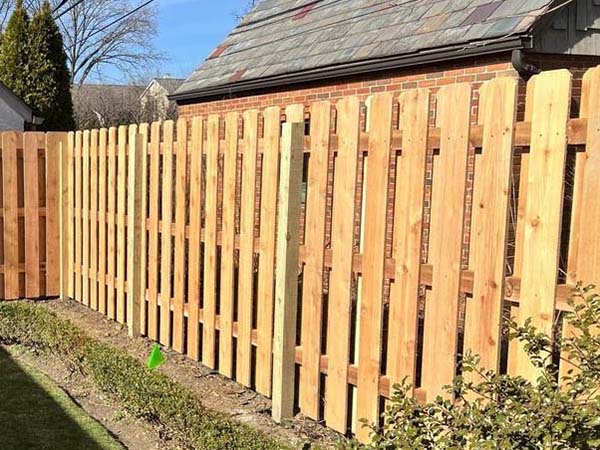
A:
[{"xmin": 511, "ymin": 49, "xmax": 540, "ymax": 80}]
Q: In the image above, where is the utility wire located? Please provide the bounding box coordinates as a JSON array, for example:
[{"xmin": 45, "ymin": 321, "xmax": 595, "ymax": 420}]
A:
[
  {"xmin": 84, "ymin": 0, "xmax": 157, "ymax": 40},
  {"xmin": 53, "ymin": 0, "xmax": 86, "ymax": 19},
  {"xmin": 51, "ymin": 0, "xmax": 70, "ymax": 14}
]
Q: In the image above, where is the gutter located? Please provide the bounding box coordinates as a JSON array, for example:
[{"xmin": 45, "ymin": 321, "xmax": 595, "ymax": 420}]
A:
[{"xmin": 171, "ymin": 35, "xmax": 530, "ymax": 103}]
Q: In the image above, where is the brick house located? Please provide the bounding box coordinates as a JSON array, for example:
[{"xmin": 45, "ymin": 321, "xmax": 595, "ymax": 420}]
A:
[{"xmin": 172, "ymin": 0, "xmax": 600, "ymax": 120}]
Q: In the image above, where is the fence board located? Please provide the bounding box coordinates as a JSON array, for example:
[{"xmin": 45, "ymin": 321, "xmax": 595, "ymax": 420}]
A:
[
  {"xmin": 324, "ymin": 96, "xmax": 360, "ymax": 433},
  {"xmin": 97, "ymin": 129, "xmax": 108, "ymax": 314},
  {"xmin": 138, "ymin": 123, "xmax": 149, "ymax": 336},
  {"xmin": 67, "ymin": 132, "xmax": 75, "ymax": 299},
  {"xmin": 173, "ymin": 119, "xmax": 188, "ymax": 353},
  {"xmin": 203, "ymin": 115, "xmax": 219, "ymax": 368},
  {"xmin": 82, "ymin": 130, "xmax": 90, "ymax": 307},
  {"xmin": 355, "ymin": 93, "xmax": 393, "ymax": 442},
  {"xmin": 464, "ymin": 78, "xmax": 517, "ymax": 377},
  {"xmin": 116, "ymin": 126, "xmax": 127, "ymax": 323},
  {"xmin": 514, "ymin": 70, "xmax": 571, "ymax": 379},
  {"xmin": 238, "ymin": 110, "xmax": 259, "ymax": 388},
  {"xmin": 219, "ymin": 112, "xmax": 238, "ymax": 377},
  {"xmin": 386, "ymin": 89, "xmax": 430, "ymax": 388},
  {"xmin": 89, "ymin": 130, "xmax": 99, "ymax": 310},
  {"xmin": 300, "ymin": 101, "xmax": 331, "ymax": 419},
  {"xmin": 255, "ymin": 106, "xmax": 283, "ymax": 394},
  {"xmin": 46, "ymin": 133, "xmax": 64, "ymax": 297},
  {"xmin": 160, "ymin": 121, "xmax": 174, "ymax": 346},
  {"xmin": 106, "ymin": 128, "xmax": 117, "ymax": 319},
  {"xmin": 187, "ymin": 117, "xmax": 204, "ymax": 360},
  {"xmin": 74, "ymin": 131, "xmax": 82, "ymax": 302},
  {"xmin": 147, "ymin": 122, "xmax": 161, "ymax": 340},
  {"xmin": 421, "ymin": 83, "xmax": 472, "ymax": 401},
  {"xmin": 561, "ymin": 66, "xmax": 600, "ymax": 381},
  {"xmin": 24, "ymin": 133, "xmax": 43, "ymax": 298}
]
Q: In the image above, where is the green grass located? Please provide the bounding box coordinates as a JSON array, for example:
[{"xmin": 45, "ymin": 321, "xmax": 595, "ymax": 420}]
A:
[
  {"xmin": 0, "ymin": 301, "xmax": 294, "ymax": 450},
  {"xmin": 0, "ymin": 346, "xmax": 124, "ymax": 450}
]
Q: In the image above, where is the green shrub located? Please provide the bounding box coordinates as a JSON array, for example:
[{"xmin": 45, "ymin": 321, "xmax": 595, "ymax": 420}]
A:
[
  {"xmin": 342, "ymin": 285, "xmax": 600, "ymax": 450},
  {"xmin": 0, "ymin": 302, "xmax": 292, "ymax": 450}
]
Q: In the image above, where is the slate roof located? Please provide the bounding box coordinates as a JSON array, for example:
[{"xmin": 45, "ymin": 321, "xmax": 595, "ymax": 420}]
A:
[{"xmin": 173, "ymin": 0, "xmax": 561, "ymax": 100}]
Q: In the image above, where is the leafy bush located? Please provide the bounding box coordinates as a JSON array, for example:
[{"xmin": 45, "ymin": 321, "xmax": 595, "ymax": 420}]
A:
[
  {"xmin": 343, "ymin": 285, "xmax": 600, "ymax": 450},
  {"xmin": 0, "ymin": 301, "xmax": 292, "ymax": 450}
]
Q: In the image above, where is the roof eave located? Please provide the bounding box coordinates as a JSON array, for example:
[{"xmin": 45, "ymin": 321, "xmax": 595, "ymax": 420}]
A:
[{"xmin": 171, "ymin": 35, "xmax": 530, "ymax": 103}]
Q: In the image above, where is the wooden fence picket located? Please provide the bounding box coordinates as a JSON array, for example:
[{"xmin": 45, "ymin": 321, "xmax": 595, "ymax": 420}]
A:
[
  {"xmin": 324, "ymin": 96, "xmax": 360, "ymax": 433},
  {"xmin": 421, "ymin": 83, "xmax": 472, "ymax": 400},
  {"xmin": 386, "ymin": 88, "xmax": 430, "ymax": 389},
  {"xmin": 300, "ymin": 101, "xmax": 331, "ymax": 419},
  {"xmin": 160, "ymin": 121, "xmax": 174, "ymax": 346},
  {"xmin": 147, "ymin": 121, "xmax": 161, "ymax": 341},
  {"xmin": 89, "ymin": 130, "xmax": 99, "ymax": 311},
  {"xmin": 464, "ymin": 78, "xmax": 517, "ymax": 377},
  {"xmin": 202, "ymin": 115, "xmax": 219, "ymax": 367},
  {"xmin": 106, "ymin": 128, "xmax": 117, "ymax": 319},
  {"xmin": 173, "ymin": 119, "xmax": 188, "ymax": 352},
  {"xmin": 219, "ymin": 112, "xmax": 238, "ymax": 377},
  {"xmin": 237, "ymin": 110, "xmax": 259, "ymax": 388},
  {"xmin": 513, "ymin": 70, "xmax": 572, "ymax": 379},
  {"xmin": 355, "ymin": 93, "xmax": 393, "ymax": 442}
]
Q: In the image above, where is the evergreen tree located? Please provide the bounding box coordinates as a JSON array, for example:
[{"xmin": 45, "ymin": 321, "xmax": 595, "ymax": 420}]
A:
[
  {"xmin": 28, "ymin": 1, "xmax": 75, "ymax": 130},
  {"xmin": 0, "ymin": 0, "xmax": 30, "ymax": 100}
]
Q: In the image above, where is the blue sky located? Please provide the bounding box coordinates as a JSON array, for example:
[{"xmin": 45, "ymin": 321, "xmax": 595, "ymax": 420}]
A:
[
  {"xmin": 95, "ymin": 0, "xmax": 243, "ymax": 83},
  {"xmin": 154, "ymin": 0, "xmax": 242, "ymax": 80}
]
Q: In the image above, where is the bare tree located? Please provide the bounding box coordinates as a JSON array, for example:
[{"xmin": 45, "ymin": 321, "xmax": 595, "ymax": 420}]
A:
[{"xmin": 1, "ymin": 0, "xmax": 162, "ymax": 84}]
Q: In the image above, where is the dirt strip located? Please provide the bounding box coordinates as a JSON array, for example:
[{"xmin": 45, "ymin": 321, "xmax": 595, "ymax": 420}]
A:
[{"xmin": 35, "ymin": 299, "xmax": 339, "ymax": 449}]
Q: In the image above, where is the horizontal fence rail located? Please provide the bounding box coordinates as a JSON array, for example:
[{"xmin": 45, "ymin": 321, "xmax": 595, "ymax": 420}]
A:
[{"xmin": 54, "ymin": 66, "xmax": 600, "ymax": 442}]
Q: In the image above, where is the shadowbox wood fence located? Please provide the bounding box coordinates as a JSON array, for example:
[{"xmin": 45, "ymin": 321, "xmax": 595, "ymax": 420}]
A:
[
  {"xmin": 3, "ymin": 66, "xmax": 600, "ymax": 442},
  {"xmin": 0, "ymin": 131, "xmax": 66, "ymax": 300}
]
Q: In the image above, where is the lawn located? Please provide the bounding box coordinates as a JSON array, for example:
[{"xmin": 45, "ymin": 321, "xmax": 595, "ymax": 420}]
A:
[{"xmin": 0, "ymin": 346, "xmax": 125, "ymax": 450}]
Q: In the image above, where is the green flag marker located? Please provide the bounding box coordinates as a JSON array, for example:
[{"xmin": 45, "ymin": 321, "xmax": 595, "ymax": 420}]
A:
[{"xmin": 147, "ymin": 343, "xmax": 165, "ymax": 370}]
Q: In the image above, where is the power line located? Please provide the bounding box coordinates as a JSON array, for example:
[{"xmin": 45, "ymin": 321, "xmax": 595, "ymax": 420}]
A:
[
  {"xmin": 83, "ymin": 0, "xmax": 157, "ymax": 41},
  {"xmin": 53, "ymin": 0, "xmax": 86, "ymax": 19},
  {"xmin": 51, "ymin": 0, "xmax": 70, "ymax": 14}
]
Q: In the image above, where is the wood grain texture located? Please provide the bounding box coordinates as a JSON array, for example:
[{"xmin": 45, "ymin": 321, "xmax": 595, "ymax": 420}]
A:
[
  {"xmin": 421, "ymin": 83, "xmax": 472, "ymax": 401},
  {"xmin": 203, "ymin": 115, "xmax": 219, "ymax": 368},
  {"xmin": 160, "ymin": 121, "xmax": 175, "ymax": 347},
  {"xmin": 173, "ymin": 119, "xmax": 188, "ymax": 352},
  {"xmin": 562, "ymin": 67, "xmax": 600, "ymax": 381},
  {"xmin": 219, "ymin": 112, "xmax": 238, "ymax": 377},
  {"xmin": 74, "ymin": 131, "xmax": 82, "ymax": 302},
  {"xmin": 324, "ymin": 96, "xmax": 360, "ymax": 433},
  {"xmin": 116, "ymin": 126, "xmax": 127, "ymax": 323},
  {"xmin": 299, "ymin": 101, "xmax": 331, "ymax": 419},
  {"xmin": 138, "ymin": 124, "xmax": 149, "ymax": 336},
  {"xmin": 237, "ymin": 110, "xmax": 259, "ymax": 388},
  {"xmin": 255, "ymin": 106, "xmax": 284, "ymax": 394},
  {"xmin": 97, "ymin": 129, "xmax": 108, "ymax": 314},
  {"xmin": 67, "ymin": 132, "xmax": 75, "ymax": 299},
  {"xmin": 89, "ymin": 130, "xmax": 99, "ymax": 310},
  {"xmin": 386, "ymin": 89, "xmax": 430, "ymax": 388},
  {"xmin": 272, "ymin": 122, "xmax": 304, "ymax": 424},
  {"xmin": 147, "ymin": 122, "xmax": 161, "ymax": 340},
  {"xmin": 82, "ymin": 130, "xmax": 90, "ymax": 306},
  {"xmin": 514, "ymin": 70, "xmax": 572, "ymax": 380},
  {"xmin": 46, "ymin": 132, "xmax": 66, "ymax": 297},
  {"xmin": 464, "ymin": 78, "xmax": 517, "ymax": 378},
  {"xmin": 355, "ymin": 93, "xmax": 393, "ymax": 443},
  {"xmin": 187, "ymin": 117, "xmax": 204, "ymax": 360},
  {"xmin": 23, "ymin": 133, "xmax": 43, "ymax": 298}
]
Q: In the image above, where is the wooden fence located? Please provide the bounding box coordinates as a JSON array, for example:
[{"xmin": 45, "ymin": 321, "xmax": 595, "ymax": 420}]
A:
[
  {"xmin": 58, "ymin": 66, "xmax": 600, "ymax": 442},
  {"xmin": 0, "ymin": 131, "xmax": 66, "ymax": 300}
]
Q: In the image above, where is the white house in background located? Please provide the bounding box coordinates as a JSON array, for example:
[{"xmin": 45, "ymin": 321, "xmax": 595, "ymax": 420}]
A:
[
  {"xmin": 140, "ymin": 77, "xmax": 184, "ymax": 120},
  {"xmin": 0, "ymin": 81, "xmax": 43, "ymax": 130}
]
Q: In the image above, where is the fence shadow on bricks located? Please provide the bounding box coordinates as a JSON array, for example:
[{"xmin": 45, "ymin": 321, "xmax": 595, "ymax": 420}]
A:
[{"xmin": 51, "ymin": 66, "xmax": 600, "ymax": 442}]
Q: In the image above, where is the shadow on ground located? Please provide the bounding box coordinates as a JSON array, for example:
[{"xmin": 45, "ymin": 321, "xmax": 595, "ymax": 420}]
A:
[{"xmin": 0, "ymin": 346, "xmax": 124, "ymax": 450}]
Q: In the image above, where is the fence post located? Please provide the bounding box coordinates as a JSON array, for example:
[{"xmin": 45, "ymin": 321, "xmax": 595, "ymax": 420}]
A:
[
  {"xmin": 271, "ymin": 122, "xmax": 304, "ymax": 423},
  {"xmin": 127, "ymin": 128, "xmax": 144, "ymax": 337}
]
